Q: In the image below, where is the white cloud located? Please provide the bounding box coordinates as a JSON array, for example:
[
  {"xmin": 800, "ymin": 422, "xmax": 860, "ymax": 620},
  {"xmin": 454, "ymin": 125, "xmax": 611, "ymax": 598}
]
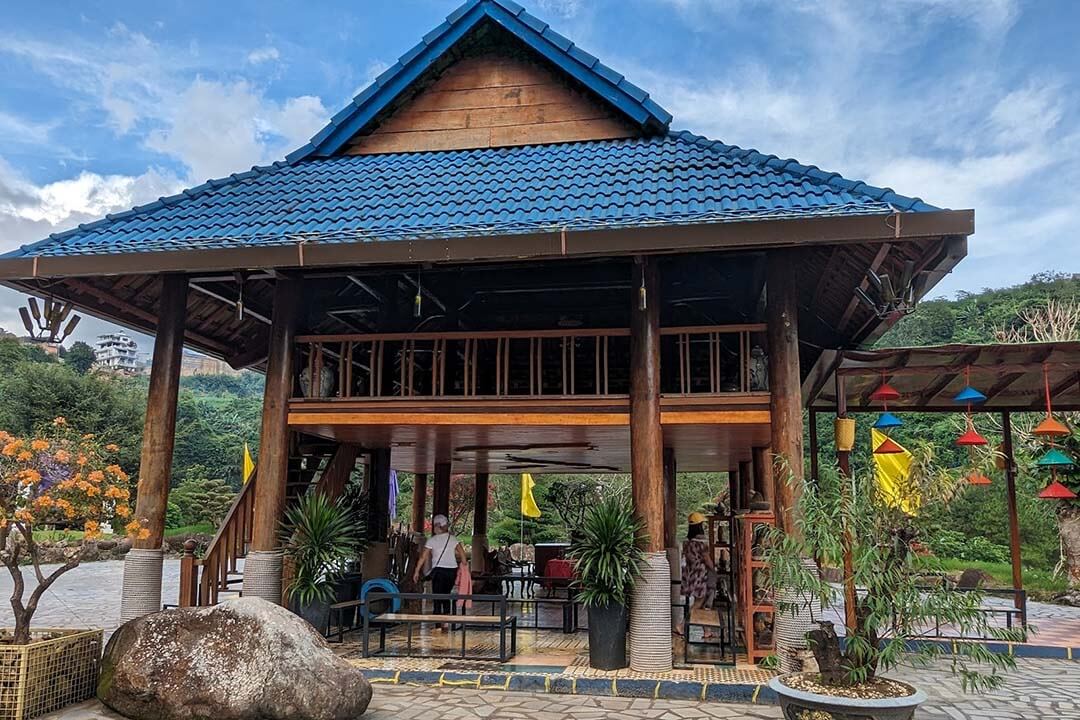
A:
[
  {"xmin": 537, "ymin": 0, "xmax": 584, "ymax": 19},
  {"xmin": 0, "ymin": 111, "xmax": 55, "ymax": 146},
  {"xmin": 247, "ymin": 46, "xmax": 280, "ymax": 65}
]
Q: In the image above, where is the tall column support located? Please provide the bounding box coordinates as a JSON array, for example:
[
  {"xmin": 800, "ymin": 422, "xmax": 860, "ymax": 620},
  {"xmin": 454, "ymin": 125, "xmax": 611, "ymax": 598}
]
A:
[
  {"xmin": 1002, "ymin": 411, "xmax": 1025, "ymax": 614},
  {"xmin": 766, "ymin": 251, "xmax": 803, "ymax": 535},
  {"xmin": 472, "ymin": 473, "xmax": 490, "ymax": 572},
  {"xmin": 738, "ymin": 460, "xmax": 753, "ymax": 509},
  {"xmin": 243, "ymin": 276, "xmax": 302, "ymax": 605},
  {"xmin": 662, "ymin": 448, "xmax": 678, "ymax": 550},
  {"xmin": 121, "ymin": 274, "xmax": 188, "ymax": 621},
  {"xmin": 752, "ymin": 446, "xmax": 773, "ymax": 510},
  {"xmin": 628, "ymin": 257, "xmax": 671, "ymax": 672},
  {"xmin": 362, "ymin": 448, "xmax": 392, "ymax": 579},
  {"xmin": 411, "ymin": 473, "xmax": 428, "ymax": 534},
  {"xmin": 432, "ymin": 462, "xmax": 451, "ymax": 520}
]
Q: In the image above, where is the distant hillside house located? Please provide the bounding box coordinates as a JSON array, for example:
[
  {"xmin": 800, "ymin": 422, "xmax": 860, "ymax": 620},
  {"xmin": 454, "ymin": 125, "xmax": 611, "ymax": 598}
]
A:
[
  {"xmin": 180, "ymin": 352, "xmax": 241, "ymax": 377},
  {"xmin": 94, "ymin": 332, "xmax": 140, "ymax": 374}
]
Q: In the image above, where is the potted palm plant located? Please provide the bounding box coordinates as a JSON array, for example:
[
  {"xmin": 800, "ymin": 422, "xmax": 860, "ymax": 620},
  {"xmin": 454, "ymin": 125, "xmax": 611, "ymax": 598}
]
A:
[
  {"xmin": 567, "ymin": 493, "xmax": 645, "ymax": 670},
  {"xmin": 281, "ymin": 493, "xmax": 364, "ymax": 633},
  {"xmin": 767, "ymin": 450, "xmax": 1022, "ymax": 720}
]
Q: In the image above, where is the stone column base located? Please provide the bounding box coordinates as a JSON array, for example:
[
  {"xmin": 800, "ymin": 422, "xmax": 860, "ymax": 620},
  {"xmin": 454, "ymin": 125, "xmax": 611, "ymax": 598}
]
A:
[
  {"xmin": 629, "ymin": 551, "xmax": 673, "ymax": 672},
  {"xmin": 242, "ymin": 550, "xmax": 284, "ymax": 605},
  {"xmin": 120, "ymin": 548, "xmax": 164, "ymax": 622}
]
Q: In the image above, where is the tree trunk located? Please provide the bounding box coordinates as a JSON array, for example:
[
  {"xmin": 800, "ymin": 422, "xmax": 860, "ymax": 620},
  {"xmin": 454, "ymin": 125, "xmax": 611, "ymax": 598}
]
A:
[{"xmin": 1059, "ymin": 505, "xmax": 1080, "ymax": 587}]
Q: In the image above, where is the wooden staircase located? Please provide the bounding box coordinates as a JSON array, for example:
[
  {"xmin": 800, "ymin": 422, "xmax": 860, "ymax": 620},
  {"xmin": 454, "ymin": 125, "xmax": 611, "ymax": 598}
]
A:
[{"xmin": 178, "ymin": 442, "xmax": 357, "ymax": 607}]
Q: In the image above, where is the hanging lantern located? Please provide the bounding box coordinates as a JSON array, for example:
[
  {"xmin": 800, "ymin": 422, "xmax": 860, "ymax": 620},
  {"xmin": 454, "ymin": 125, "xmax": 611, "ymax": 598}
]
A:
[
  {"xmin": 870, "ymin": 382, "xmax": 901, "ymax": 403},
  {"xmin": 955, "ymin": 418, "xmax": 988, "ymax": 447},
  {"xmin": 834, "ymin": 417, "xmax": 856, "ymax": 452},
  {"xmin": 1039, "ymin": 478, "xmax": 1077, "ymax": 500},
  {"xmin": 966, "ymin": 471, "xmax": 992, "ymax": 486},
  {"xmin": 873, "ymin": 412, "xmax": 903, "ymax": 430},
  {"xmin": 1034, "ymin": 416, "xmax": 1070, "ymax": 438},
  {"xmin": 953, "ymin": 386, "xmax": 987, "ymax": 404},
  {"xmin": 1037, "ymin": 448, "xmax": 1075, "ymax": 468},
  {"xmin": 874, "ymin": 436, "xmax": 905, "ymax": 455}
]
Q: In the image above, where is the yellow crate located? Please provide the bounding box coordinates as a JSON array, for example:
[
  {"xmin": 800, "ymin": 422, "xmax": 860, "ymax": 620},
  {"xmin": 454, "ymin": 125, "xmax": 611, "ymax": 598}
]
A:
[{"xmin": 0, "ymin": 629, "xmax": 102, "ymax": 720}]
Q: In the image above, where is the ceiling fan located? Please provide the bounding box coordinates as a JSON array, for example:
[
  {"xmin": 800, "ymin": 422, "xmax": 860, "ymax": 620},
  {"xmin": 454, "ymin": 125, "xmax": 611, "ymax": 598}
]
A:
[
  {"xmin": 19, "ymin": 297, "xmax": 81, "ymax": 344},
  {"xmin": 854, "ymin": 260, "xmax": 925, "ymax": 322}
]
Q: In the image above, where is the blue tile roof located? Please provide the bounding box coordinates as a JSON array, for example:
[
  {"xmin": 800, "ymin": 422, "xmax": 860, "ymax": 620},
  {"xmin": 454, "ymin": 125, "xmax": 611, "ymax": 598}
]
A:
[
  {"xmin": 288, "ymin": 0, "xmax": 673, "ymax": 162},
  {"xmin": 6, "ymin": 132, "xmax": 937, "ymax": 259}
]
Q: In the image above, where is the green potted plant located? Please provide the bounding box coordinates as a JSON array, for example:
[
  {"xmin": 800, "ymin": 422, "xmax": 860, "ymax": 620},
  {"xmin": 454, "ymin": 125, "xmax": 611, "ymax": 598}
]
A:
[
  {"xmin": 567, "ymin": 493, "xmax": 645, "ymax": 670},
  {"xmin": 281, "ymin": 493, "xmax": 364, "ymax": 633},
  {"xmin": 767, "ymin": 450, "xmax": 1022, "ymax": 720}
]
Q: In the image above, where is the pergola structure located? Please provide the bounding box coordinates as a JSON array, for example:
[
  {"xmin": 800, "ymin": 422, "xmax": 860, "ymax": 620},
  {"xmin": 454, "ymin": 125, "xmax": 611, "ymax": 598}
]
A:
[
  {"xmin": 807, "ymin": 341, "xmax": 1080, "ymax": 615},
  {"xmin": 0, "ymin": 0, "xmax": 972, "ymax": 670}
]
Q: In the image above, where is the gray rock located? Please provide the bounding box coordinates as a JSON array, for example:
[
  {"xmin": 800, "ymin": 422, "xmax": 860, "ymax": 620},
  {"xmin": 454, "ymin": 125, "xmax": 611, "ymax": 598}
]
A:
[
  {"xmin": 98, "ymin": 597, "xmax": 372, "ymax": 720},
  {"xmin": 97, "ymin": 539, "xmax": 118, "ymax": 551}
]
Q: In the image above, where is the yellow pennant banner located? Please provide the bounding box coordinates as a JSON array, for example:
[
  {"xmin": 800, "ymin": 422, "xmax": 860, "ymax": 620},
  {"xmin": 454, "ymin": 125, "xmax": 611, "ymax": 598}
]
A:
[
  {"xmin": 871, "ymin": 428, "xmax": 918, "ymax": 515},
  {"xmin": 520, "ymin": 473, "xmax": 542, "ymax": 518}
]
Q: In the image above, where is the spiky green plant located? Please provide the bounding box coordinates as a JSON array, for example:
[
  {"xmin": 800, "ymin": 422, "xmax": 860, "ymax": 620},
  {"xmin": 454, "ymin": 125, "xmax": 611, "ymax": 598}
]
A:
[
  {"xmin": 567, "ymin": 493, "xmax": 646, "ymax": 608},
  {"xmin": 281, "ymin": 493, "xmax": 365, "ymax": 607}
]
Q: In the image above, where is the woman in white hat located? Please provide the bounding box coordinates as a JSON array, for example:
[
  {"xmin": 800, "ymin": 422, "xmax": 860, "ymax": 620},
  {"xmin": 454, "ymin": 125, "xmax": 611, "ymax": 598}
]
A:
[{"xmin": 413, "ymin": 514, "xmax": 468, "ymax": 618}]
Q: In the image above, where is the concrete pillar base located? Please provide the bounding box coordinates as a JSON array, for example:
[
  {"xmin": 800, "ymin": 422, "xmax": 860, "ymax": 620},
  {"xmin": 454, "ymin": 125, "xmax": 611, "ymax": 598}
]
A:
[
  {"xmin": 119, "ymin": 548, "xmax": 164, "ymax": 622},
  {"xmin": 629, "ymin": 551, "xmax": 673, "ymax": 672},
  {"xmin": 242, "ymin": 550, "xmax": 284, "ymax": 605}
]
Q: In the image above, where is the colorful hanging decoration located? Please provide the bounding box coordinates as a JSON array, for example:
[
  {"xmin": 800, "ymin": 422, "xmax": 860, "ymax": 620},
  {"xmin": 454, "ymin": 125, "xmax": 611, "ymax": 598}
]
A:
[
  {"xmin": 953, "ymin": 386, "xmax": 987, "ymax": 404},
  {"xmin": 871, "ymin": 371, "xmax": 906, "ymax": 455},
  {"xmin": 1039, "ymin": 477, "xmax": 1077, "ymax": 500},
  {"xmin": 873, "ymin": 412, "xmax": 903, "ymax": 430},
  {"xmin": 955, "ymin": 418, "xmax": 988, "ymax": 447},
  {"xmin": 966, "ymin": 471, "xmax": 992, "ymax": 486},
  {"xmin": 1037, "ymin": 448, "xmax": 1074, "ymax": 468},
  {"xmin": 873, "ymin": 436, "xmax": 905, "ymax": 455},
  {"xmin": 1033, "ymin": 363, "xmax": 1076, "ymax": 501},
  {"xmin": 869, "ymin": 381, "xmax": 901, "ymax": 403},
  {"xmin": 1034, "ymin": 416, "xmax": 1070, "ymax": 437}
]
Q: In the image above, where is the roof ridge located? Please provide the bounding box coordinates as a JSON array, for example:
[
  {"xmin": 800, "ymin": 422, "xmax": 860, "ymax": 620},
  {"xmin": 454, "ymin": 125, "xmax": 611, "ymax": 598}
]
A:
[
  {"xmin": 669, "ymin": 130, "xmax": 937, "ymax": 212},
  {"xmin": 286, "ymin": 0, "xmax": 672, "ymax": 163},
  {"xmin": 8, "ymin": 161, "xmax": 294, "ymax": 258}
]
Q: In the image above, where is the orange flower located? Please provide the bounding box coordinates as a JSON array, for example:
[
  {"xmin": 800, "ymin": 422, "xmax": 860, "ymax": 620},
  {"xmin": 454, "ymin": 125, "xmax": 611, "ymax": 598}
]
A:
[
  {"xmin": 16, "ymin": 450, "xmax": 32, "ymax": 462},
  {"xmin": 115, "ymin": 504, "xmax": 131, "ymax": 518},
  {"xmin": 30, "ymin": 439, "xmax": 49, "ymax": 452},
  {"xmin": 87, "ymin": 470, "xmax": 105, "ymax": 483},
  {"xmin": 82, "ymin": 433, "xmax": 95, "ymax": 440},
  {"xmin": 17, "ymin": 469, "xmax": 41, "ymax": 486},
  {"xmin": 105, "ymin": 464, "xmax": 129, "ymax": 481},
  {"xmin": 84, "ymin": 520, "xmax": 100, "ymax": 539},
  {"xmin": 2, "ymin": 440, "xmax": 22, "ymax": 457},
  {"xmin": 105, "ymin": 444, "xmax": 120, "ymax": 453},
  {"xmin": 14, "ymin": 509, "xmax": 33, "ymax": 523},
  {"xmin": 76, "ymin": 455, "xmax": 88, "ymax": 466},
  {"xmin": 34, "ymin": 496, "xmax": 54, "ymax": 509},
  {"xmin": 52, "ymin": 417, "xmax": 67, "ymax": 426},
  {"xmin": 54, "ymin": 449, "xmax": 71, "ymax": 463},
  {"xmin": 104, "ymin": 485, "xmax": 127, "ymax": 499}
]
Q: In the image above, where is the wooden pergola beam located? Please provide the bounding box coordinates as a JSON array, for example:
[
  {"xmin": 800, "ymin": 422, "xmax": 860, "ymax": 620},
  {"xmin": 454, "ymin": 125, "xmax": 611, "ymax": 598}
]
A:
[
  {"xmin": 913, "ymin": 348, "xmax": 982, "ymax": 405},
  {"xmin": 837, "ymin": 243, "xmax": 891, "ymax": 332}
]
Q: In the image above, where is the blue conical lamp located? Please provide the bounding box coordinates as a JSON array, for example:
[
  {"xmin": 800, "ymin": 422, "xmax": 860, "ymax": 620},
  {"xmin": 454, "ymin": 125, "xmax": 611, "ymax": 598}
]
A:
[
  {"xmin": 953, "ymin": 386, "xmax": 987, "ymax": 404},
  {"xmin": 873, "ymin": 412, "xmax": 903, "ymax": 430},
  {"xmin": 1037, "ymin": 448, "xmax": 1075, "ymax": 468}
]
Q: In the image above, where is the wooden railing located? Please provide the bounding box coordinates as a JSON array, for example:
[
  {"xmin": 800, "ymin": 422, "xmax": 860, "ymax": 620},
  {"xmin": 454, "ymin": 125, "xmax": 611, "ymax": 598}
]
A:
[
  {"xmin": 179, "ymin": 467, "xmax": 256, "ymax": 607},
  {"xmin": 293, "ymin": 324, "xmax": 768, "ymax": 401}
]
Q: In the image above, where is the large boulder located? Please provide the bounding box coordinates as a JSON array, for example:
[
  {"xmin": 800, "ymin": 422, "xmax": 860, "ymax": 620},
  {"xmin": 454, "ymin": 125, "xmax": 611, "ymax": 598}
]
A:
[{"xmin": 98, "ymin": 597, "xmax": 372, "ymax": 720}]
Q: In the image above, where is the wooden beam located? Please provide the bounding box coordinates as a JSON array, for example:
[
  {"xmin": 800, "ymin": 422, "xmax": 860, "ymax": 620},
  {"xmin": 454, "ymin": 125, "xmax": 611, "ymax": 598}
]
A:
[
  {"xmin": 766, "ymin": 251, "xmax": 803, "ymax": 535},
  {"xmin": 367, "ymin": 448, "xmax": 392, "ymax": 541},
  {"xmin": 915, "ymin": 348, "xmax": 982, "ymax": 405},
  {"xmin": 752, "ymin": 445, "xmax": 773, "ymax": 509},
  {"xmin": 837, "ymin": 243, "xmax": 890, "ymax": 332},
  {"xmin": 663, "ymin": 448, "xmax": 677, "ymax": 550},
  {"xmin": 250, "ymin": 277, "xmax": 302, "ymax": 552},
  {"xmin": 472, "ymin": 473, "xmax": 490, "ymax": 572},
  {"xmin": 411, "ymin": 473, "xmax": 428, "ymax": 533},
  {"xmin": 629, "ymin": 257, "xmax": 665, "ymax": 553},
  {"xmin": 858, "ymin": 350, "xmax": 911, "ymax": 406},
  {"xmin": 315, "ymin": 443, "xmax": 360, "ymax": 500},
  {"xmin": 133, "ymin": 274, "xmax": 188, "ymax": 549},
  {"xmin": 1036, "ymin": 371, "xmax": 1080, "ymax": 409},
  {"xmin": 432, "ymin": 462, "xmax": 451, "ymax": 519}
]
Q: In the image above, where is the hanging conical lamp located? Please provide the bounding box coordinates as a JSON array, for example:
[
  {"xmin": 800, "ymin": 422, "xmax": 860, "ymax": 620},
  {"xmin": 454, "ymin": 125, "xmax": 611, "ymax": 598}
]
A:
[
  {"xmin": 870, "ymin": 381, "xmax": 901, "ymax": 404},
  {"xmin": 873, "ymin": 412, "xmax": 903, "ymax": 430},
  {"xmin": 953, "ymin": 386, "xmax": 987, "ymax": 404},
  {"xmin": 1037, "ymin": 447, "xmax": 1074, "ymax": 468},
  {"xmin": 1039, "ymin": 477, "xmax": 1077, "ymax": 500},
  {"xmin": 1034, "ymin": 416, "xmax": 1070, "ymax": 437},
  {"xmin": 956, "ymin": 418, "xmax": 988, "ymax": 447},
  {"xmin": 874, "ymin": 436, "xmax": 905, "ymax": 455},
  {"xmin": 966, "ymin": 471, "xmax": 992, "ymax": 486}
]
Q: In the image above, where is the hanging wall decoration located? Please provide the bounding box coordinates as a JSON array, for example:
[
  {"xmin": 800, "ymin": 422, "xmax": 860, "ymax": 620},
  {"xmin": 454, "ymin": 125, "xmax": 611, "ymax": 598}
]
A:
[
  {"xmin": 871, "ymin": 372, "xmax": 905, "ymax": 455},
  {"xmin": 1034, "ymin": 363, "xmax": 1076, "ymax": 501}
]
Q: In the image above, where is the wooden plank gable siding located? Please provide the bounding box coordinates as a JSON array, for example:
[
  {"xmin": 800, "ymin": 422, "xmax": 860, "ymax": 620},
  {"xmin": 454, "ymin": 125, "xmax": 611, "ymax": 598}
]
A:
[{"xmin": 346, "ymin": 53, "xmax": 637, "ymax": 154}]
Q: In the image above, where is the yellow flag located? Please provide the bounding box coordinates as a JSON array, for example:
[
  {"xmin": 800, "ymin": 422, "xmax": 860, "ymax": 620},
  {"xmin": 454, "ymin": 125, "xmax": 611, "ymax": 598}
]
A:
[
  {"xmin": 242, "ymin": 443, "xmax": 255, "ymax": 484},
  {"xmin": 520, "ymin": 473, "xmax": 542, "ymax": 518},
  {"xmin": 871, "ymin": 428, "xmax": 918, "ymax": 515}
]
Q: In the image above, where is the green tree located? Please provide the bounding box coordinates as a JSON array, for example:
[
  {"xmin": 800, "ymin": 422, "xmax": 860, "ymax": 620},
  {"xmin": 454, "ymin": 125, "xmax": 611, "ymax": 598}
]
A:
[
  {"xmin": 170, "ymin": 471, "xmax": 236, "ymax": 527},
  {"xmin": 63, "ymin": 341, "xmax": 97, "ymax": 374}
]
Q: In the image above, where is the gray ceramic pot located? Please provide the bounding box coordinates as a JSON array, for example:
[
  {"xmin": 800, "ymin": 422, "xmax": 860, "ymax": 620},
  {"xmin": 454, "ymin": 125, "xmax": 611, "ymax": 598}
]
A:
[{"xmin": 769, "ymin": 673, "xmax": 927, "ymax": 720}]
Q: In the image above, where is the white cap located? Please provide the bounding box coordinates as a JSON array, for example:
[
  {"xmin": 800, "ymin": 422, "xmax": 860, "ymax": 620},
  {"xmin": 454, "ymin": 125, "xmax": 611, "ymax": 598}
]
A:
[{"xmin": 433, "ymin": 514, "xmax": 449, "ymax": 528}]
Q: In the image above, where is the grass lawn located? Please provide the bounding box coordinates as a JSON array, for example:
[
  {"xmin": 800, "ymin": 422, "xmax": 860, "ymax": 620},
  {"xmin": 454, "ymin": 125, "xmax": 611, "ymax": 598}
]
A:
[{"xmin": 934, "ymin": 557, "xmax": 1069, "ymax": 600}]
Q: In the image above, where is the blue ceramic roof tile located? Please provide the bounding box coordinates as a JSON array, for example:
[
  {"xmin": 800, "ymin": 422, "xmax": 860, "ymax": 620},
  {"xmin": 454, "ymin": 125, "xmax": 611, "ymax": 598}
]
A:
[{"xmin": 7, "ymin": 133, "xmax": 938, "ymax": 259}]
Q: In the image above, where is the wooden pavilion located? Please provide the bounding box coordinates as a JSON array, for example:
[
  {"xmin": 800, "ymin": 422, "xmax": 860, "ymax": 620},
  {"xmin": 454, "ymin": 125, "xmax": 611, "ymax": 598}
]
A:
[{"xmin": 0, "ymin": 0, "xmax": 972, "ymax": 670}]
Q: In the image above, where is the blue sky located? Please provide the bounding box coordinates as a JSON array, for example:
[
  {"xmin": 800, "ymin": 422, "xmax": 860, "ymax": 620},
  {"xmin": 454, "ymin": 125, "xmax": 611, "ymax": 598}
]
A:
[{"xmin": 0, "ymin": 0, "xmax": 1077, "ymax": 347}]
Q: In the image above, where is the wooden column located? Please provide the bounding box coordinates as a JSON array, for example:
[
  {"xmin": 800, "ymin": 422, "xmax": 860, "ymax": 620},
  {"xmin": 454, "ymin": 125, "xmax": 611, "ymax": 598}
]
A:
[
  {"xmin": 729, "ymin": 469, "xmax": 742, "ymax": 512},
  {"xmin": 472, "ymin": 473, "xmax": 490, "ymax": 572},
  {"xmin": 1002, "ymin": 411, "xmax": 1025, "ymax": 610},
  {"xmin": 808, "ymin": 409, "xmax": 820, "ymax": 484},
  {"xmin": 752, "ymin": 446, "xmax": 773, "ymax": 509},
  {"xmin": 132, "ymin": 274, "xmax": 188, "ymax": 549},
  {"xmin": 249, "ymin": 277, "xmax": 302, "ymax": 553},
  {"xmin": 367, "ymin": 448, "xmax": 392, "ymax": 542},
  {"xmin": 738, "ymin": 460, "xmax": 752, "ymax": 509},
  {"xmin": 766, "ymin": 251, "xmax": 803, "ymax": 535},
  {"xmin": 835, "ymin": 372, "xmax": 857, "ymax": 631},
  {"xmin": 432, "ymin": 462, "xmax": 451, "ymax": 519},
  {"xmin": 411, "ymin": 473, "xmax": 428, "ymax": 533},
  {"xmin": 630, "ymin": 257, "xmax": 665, "ymax": 553},
  {"xmin": 663, "ymin": 448, "xmax": 678, "ymax": 550}
]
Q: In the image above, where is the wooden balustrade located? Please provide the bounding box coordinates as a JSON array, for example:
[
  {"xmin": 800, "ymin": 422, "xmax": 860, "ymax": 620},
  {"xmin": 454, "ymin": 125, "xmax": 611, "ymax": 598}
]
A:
[{"xmin": 293, "ymin": 324, "xmax": 768, "ymax": 401}]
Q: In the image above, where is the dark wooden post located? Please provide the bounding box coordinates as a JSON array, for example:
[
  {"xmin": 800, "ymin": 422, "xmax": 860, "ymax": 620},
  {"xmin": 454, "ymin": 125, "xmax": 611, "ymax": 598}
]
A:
[
  {"xmin": 120, "ymin": 274, "xmax": 187, "ymax": 621},
  {"xmin": 738, "ymin": 460, "xmax": 752, "ymax": 509},
  {"xmin": 1002, "ymin": 411, "xmax": 1025, "ymax": 612},
  {"xmin": 367, "ymin": 448, "xmax": 392, "ymax": 542},
  {"xmin": 432, "ymin": 462, "xmax": 451, "ymax": 519},
  {"xmin": 835, "ymin": 372, "xmax": 857, "ymax": 631},
  {"xmin": 752, "ymin": 446, "xmax": 773, "ymax": 509},
  {"xmin": 628, "ymin": 256, "xmax": 671, "ymax": 672},
  {"xmin": 411, "ymin": 473, "xmax": 428, "ymax": 533},
  {"xmin": 808, "ymin": 409, "xmax": 820, "ymax": 484},
  {"xmin": 663, "ymin": 448, "xmax": 678, "ymax": 550},
  {"xmin": 729, "ymin": 469, "xmax": 742, "ymax": 511},
  {"xmin": 178, "ymin": 539, "xmax": 198, "ymax": 608},
  {"xmin": 244, "ymin": 276, "xmax": 301, "ymax": 604},
  {"xmin": 766, "ymin": 251, "xmax": 803, "ymax": 535},
  {"xmin": 472, "ymin": 473, "xmax": 490, "ymax": 571}
]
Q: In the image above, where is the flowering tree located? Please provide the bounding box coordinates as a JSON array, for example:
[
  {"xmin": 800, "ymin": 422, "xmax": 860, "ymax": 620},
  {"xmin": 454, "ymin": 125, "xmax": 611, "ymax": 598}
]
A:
[{"xmin": 0, "ymin": 418, "xmax": 143, "ymax": 644}]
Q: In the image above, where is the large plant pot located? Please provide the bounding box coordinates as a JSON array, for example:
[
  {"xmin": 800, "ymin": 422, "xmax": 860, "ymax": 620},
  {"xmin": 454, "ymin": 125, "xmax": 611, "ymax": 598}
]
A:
[
  {"xmin": 2, "ymin": 628, "xmax": 102, "ymax": 719},
  {"xmin": 769, "ymin": 673, "xmax": 927, "ymax": 720},
  {"xmin": 296, "ymin": 600, "xmax": 331, "ymax": 636},
  {"xmin": 587, "ymin": 603, "xmax": 628, "ymax": 670}
]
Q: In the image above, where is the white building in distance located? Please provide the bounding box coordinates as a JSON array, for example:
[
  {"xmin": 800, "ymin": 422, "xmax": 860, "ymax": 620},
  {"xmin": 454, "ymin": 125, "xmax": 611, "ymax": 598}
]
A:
[{"xmin": 94, "ymin": 332, "xmax": 140, "ymax": 373}]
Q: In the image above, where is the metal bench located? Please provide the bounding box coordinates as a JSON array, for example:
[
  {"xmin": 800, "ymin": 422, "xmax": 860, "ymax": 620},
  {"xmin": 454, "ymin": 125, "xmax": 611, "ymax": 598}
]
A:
[{"xmin": 361, "ymin": 592, "xmax": 518, "ymax": 661}]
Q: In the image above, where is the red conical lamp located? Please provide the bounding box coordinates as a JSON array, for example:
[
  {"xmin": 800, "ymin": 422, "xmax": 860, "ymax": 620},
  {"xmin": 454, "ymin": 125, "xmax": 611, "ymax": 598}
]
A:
[
  {"xmin": 1039, "ymin": 479, "xmax": 1077, "ymax": 500},
  {"xmin": 966, "ymin": 471, "xmax": 992, "ymax": 486},
  {"xmin": 874, "ymin": 436, "xmax": 905, "ymax": 455},
  {"xmin": 956, "ymin": 422, "xmax": 988, "ymax": 447},
  {"xmin": 870, "ymin": 382, "xmax": 901, "ymax": 403}
]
